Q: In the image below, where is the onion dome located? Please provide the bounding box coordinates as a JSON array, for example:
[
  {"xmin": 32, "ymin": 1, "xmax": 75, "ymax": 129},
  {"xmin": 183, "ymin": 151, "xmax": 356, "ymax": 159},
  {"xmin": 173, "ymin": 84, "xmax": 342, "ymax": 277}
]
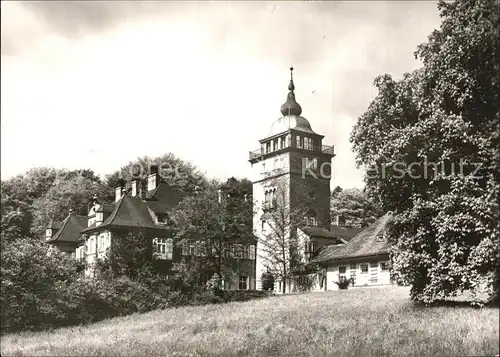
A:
[{"xmin": 280, "ymin": 67, "xmax": 302, "ymax": 116}]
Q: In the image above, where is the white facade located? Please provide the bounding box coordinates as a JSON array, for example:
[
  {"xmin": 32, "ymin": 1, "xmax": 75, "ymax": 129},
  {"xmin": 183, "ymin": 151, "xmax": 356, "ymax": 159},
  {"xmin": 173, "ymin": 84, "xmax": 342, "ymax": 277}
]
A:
[{"xmin": 325, "ymin": 259, "xmax": 391, "ymax": 291}]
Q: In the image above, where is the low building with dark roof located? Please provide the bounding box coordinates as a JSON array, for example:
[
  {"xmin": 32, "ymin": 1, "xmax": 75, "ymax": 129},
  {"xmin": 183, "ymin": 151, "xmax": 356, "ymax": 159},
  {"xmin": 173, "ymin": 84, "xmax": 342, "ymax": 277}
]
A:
[{"xmin": 310, "ymin": 213, "xmax": 393, "ymax": 290}]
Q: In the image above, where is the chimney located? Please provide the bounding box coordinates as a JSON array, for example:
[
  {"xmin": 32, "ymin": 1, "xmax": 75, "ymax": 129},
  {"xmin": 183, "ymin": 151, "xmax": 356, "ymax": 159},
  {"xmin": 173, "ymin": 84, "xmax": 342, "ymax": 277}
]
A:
[
  {"xmin": 131, "ymin": 180, "xmax": 142, "ymax": 198},
  {"xmin": 147, "ymin": 164, "xmax": 159, "ymax": 192},
  {"xmin": 115, "ymin": 179, "xmax": 125, "ymax": 202}
]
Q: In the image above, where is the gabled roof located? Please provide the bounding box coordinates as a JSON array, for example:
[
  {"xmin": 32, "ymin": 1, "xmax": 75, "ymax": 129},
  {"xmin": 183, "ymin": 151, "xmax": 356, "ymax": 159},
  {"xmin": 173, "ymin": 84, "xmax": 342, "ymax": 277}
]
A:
[
  {"xmin": 81, "ymin": 194, "xmax": 170, "ymax": 234},
  {"xmin": 312, "ymin": 213, "xmax": 393, "ymax": 263},
  {"xmin": 145, "ymin": 182, "xmax": 185, "ymax": 212},
  {"xmin": 47, "ymin": 214, "xmax": 87, "ymax": 243}
]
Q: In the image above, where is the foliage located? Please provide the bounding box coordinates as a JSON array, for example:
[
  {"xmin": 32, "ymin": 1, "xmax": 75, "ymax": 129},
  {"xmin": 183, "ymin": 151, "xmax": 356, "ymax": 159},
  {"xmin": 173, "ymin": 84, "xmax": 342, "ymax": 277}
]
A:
[
  {"xmin": 0, "ymin": 238, "xmax": 81, "ymax": 332},
  {"xmin": 94, "ymin": 230, "xmax": 152, "ymax": 280},
  {"xmin": 1, "ymin": 168, "xmax": 111, "ymax": 239},
  {"xmin": 333, "ymin": 276, "xmax": 351, "ymax": 290},
  {"xmin": 350, "ymin": 0, "xmax": 500, "ymax": 305},
  {"xmin": 330, "ymin": 186, "xmax": 383, "ymax": 227},
  {"xmin": 171, "ymin": 177, "xmax": 254, "ymax": 286},
  {"xmin": 31, "ymin": 171, "xmax": 109, "ymax": 238},
  {"xmin": 294, "ymin": 274, "xmax": 318, "ymax": 292},
  {"xmin": 105, "ymin": 153, "xmax": 208, "ymax": 196},
  {"xmin": 261, "ymin": 272, "xmax": 275, "ymax": 291}
]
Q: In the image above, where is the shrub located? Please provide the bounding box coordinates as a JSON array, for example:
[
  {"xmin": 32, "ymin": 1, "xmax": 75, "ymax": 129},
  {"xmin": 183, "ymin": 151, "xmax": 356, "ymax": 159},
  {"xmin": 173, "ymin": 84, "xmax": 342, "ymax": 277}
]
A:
[
  {"xmin": 0, "ymin": 239, "xmax": 81, "ymax": 332},
  {"xmin": 334, "ymin": 276, "xmax": 351, "ymax": 290},
  {"xmin": 226, "ymin": 290, "xmax": 270, "ymax": 302}
]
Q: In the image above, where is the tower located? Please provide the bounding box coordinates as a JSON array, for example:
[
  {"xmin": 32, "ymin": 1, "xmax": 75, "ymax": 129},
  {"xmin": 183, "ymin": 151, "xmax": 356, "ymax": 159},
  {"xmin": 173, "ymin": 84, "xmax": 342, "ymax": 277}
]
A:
[{"xmin": 249, "ymin": 67, "xmax": 335, "ymax": 291}]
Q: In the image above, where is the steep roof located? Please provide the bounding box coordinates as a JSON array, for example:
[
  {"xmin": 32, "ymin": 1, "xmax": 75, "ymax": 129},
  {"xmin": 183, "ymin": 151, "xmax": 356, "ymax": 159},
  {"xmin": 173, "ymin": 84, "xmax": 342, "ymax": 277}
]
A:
[
  {"xmin": 145, "ymin": 182, "xmax": 185, "ymax": 212},
  {"xmin": 47, "ymin": 213, "xmax": 87, "ymax": 243},
  {"xmin": 313, "ymin": 213, "xmax": 393, "ymax": 263},
  {"xmin": 82, "ymin": 194, "xmax": 170, "ymax": 234}
]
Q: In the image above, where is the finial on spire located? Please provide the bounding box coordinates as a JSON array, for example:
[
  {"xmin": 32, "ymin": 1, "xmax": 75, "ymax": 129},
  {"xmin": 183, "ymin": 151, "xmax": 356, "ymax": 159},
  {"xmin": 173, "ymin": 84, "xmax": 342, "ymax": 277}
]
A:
[
  {"xmin": 288, "ymin": 66, "xmax": 295, "ymax": 92},
  {"xmin": 280, "ymin": 66, "xmax": 302, "ymax": 116}
]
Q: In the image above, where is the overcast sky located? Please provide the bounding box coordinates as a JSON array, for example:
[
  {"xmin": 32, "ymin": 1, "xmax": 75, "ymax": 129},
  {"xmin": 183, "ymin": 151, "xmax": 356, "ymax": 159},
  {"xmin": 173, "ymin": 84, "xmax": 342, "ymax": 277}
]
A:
[{"xmin": 1, "ymin": 1, "xmax": 441, "ymax": 188}]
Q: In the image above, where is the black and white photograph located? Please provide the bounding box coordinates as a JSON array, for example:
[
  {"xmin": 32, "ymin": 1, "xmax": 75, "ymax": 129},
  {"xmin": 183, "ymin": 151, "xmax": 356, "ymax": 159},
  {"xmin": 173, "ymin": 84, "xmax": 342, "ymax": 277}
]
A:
[{"xmin": 1, "ymin": 1, "xmax": 499, "ymax": 356}]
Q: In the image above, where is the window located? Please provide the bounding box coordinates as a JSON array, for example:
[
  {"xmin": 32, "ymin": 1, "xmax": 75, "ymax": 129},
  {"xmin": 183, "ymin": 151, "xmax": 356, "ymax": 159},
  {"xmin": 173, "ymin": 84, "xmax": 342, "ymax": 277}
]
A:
[
  {"xmin": 339, "ymin": 266, "xmax": 347, "ymax": 274},
  {"xmin": 242, "ymin": 245, "xmax": 249, "ymax": 259},
  {"xmin": 380, "ymin": 262, "xmax": 389, "ymax": 271},
  {"xmin": 266, "ymin": 142, "xmax": 271, "ymax": 153},
  {"xmin": 308, "ymin": 216, "xmax": 317, "ymax": 226},
  {"xmin": 360, "ymin": 264, "xmax": 369, "ymax": 273},
  {"xmin": 88, "ymin": 237, "xmax": 95, "ymax": 254},
  {"xmin": 350, "ymin": 264, "xmax": 357, "ymax": 270},
  {"xmin": 303, "ymin": 137, "xmax": 309, "ymax": 150},
  {"xmin": 310, "ymin": 241, "xmax": 316, "ymax": 253},
  {"xmin": 153, "ymin": 238, "xmax": 167, "ymax": 259},
  {"xmin": 280, "ymin": 136, "xmax": 285, "ymax": 149},
  {"xmin": 234, "ymin": 244, "xmax": 244, "ymax": 259},
  {"xmin": 239, "ymin": 276, "xmax": 248, "ymax": 290},
  {"xmin": 261, "ymin": 220, "xmax": 267, "ymax": 232},
  {"xmin": 45, "ymin": 229, "xmax": 52, "ymax": 240},
  {"xmin": 308, "ymin": 191, "xmax": 315, "ymax": 199},
  {"xmin": 273, "ymin": 139, "xmax": 279, "ymax": 151},
  {"xmin": 189, "ymin": 240, "xmax": 195, "ymax": 256},
  {"xmin": 249, "ymin": 245, "xmax": 256, "ymax": 260},
  {"xmin": 96, "ymin": 212, "xmax": 103, "ymax": 223},
  {"xmin": 296, "ymin": 136, "xmax": 302, "ymax": 148},
  {"xmin": 99, "ymin": 235, "xmax": 106, "ymax": 251},
  {"xmin": 376, "ymin": 234, "xmax": 385, "ymax": 242},
  {"xmin": 303, "ymin": 157, "xmax": 318, "ymax": 170}
]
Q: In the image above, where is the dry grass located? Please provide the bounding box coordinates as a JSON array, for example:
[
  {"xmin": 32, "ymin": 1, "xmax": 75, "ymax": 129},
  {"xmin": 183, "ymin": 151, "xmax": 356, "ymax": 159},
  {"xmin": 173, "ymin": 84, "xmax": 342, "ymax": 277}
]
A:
[{"xmin": 1, "ymin": 286, "xmax": 498, "ymax": 357}]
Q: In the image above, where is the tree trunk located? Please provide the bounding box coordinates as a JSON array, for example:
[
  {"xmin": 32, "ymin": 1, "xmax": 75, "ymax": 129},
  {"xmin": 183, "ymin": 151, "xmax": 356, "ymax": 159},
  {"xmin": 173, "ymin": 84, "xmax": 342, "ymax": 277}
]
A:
[{"xmin": 283, "ymin": 264, "xmax": 287, "ymax": 294}]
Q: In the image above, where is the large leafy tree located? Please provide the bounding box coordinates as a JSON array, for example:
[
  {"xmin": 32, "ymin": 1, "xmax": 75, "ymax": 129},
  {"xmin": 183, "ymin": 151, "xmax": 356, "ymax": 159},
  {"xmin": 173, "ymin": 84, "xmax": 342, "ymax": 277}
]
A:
[
  {"xmin": 30, "ymin": 170, "xmax": 109, "ymax": 238},
  {"xmin": 330, "ymin": 186, "xmax": 383, "ymax": 228},
  {"xmin": 105, "ymin": 153, "xmax": 208, "ymax": 195},
  {"xmin": 1, "ymin": 168, "xmax": 111, "ymax": 239},
  {"xmin": 351, "ymin": 0, "xmax": 499, "ymax": 305},
  {"xmin": 171, "ymin": 177, "xmax": 254, "ymax": 288}
]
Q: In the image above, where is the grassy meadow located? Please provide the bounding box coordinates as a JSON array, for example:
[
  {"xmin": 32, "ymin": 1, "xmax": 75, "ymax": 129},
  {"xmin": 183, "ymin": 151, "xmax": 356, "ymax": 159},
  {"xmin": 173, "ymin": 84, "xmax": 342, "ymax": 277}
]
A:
[{"xmin": 1, "ymin": 286, "xmax": 498, "ymax": 357}]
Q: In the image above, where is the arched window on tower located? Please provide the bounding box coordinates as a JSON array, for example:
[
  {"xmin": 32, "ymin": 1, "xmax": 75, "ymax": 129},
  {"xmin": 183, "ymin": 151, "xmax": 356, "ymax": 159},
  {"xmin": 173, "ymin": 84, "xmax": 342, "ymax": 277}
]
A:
[
  {"xmin": 296, "ymin": 135, "xmax": 302, "ymax": 148},
  {"xmin": 307, "ymin": 210, "xmax": 317, "ymax": 226}
]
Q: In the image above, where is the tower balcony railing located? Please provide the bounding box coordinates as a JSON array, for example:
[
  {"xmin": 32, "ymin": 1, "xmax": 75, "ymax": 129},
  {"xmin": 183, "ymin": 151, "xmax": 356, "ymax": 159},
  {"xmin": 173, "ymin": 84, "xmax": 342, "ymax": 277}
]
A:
[
  {"xmin": 249, "ymin": 148, "xmax": 263, "ymax": 160},
  {"xmin": 321, "ymin": 144, "xmax": 335, "ymax": 155},
  {"xmin": 249, "ymin": 143, "xmax": 334, "ymax": 160}
]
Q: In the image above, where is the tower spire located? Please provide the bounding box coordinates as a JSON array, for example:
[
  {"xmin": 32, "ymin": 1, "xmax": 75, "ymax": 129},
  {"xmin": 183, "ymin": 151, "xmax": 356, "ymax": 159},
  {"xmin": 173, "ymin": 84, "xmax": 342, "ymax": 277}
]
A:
[{"xmin": 280, "ymin": 66, "xmax": 302, "ymax": 116}]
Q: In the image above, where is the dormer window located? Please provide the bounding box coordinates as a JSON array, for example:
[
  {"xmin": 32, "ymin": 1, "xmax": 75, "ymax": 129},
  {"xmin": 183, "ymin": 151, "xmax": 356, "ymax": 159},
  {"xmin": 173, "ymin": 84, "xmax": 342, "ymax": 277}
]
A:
[
  {"xmin": 376, "ymin": 234, "xmax": 385, "ymax": 242},
  {"xmin": 266, "ymin": 142, "xmax": 271, "ymax": 153},
  {"xmin": 45, "ymin": 229, "xmax": 52, "ymax": 240},
  {"xmin": 96, "ymin": 212, "xmax": 103, "ymax": 224}
]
